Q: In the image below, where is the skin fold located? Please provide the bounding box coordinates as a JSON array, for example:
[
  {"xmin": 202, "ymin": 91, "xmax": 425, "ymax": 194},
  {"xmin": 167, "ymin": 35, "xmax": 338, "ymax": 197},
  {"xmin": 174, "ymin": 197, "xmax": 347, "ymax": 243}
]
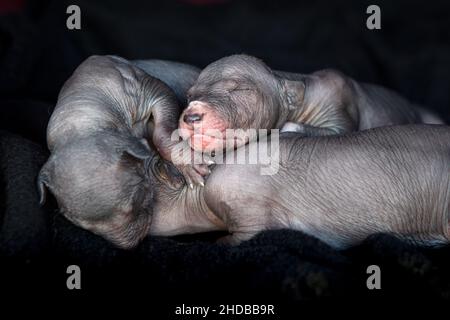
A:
[{"xmin": 179, "ymin": 54, "xmax": 443, "ymax": 153}]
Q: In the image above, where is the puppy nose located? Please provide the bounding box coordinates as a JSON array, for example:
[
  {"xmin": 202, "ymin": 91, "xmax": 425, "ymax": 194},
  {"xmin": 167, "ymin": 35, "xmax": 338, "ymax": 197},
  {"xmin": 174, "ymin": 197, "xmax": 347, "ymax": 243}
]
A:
[{"xmin": 183, "ymin": 112, "xmax": 203, "ymax": 124}]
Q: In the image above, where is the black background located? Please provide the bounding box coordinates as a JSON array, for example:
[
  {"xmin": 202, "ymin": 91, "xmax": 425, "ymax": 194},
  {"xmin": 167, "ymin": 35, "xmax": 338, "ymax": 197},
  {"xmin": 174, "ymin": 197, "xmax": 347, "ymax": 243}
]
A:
[{"xmin": 0, "ymin": 0, "xmax": 449, "ymax": 316}]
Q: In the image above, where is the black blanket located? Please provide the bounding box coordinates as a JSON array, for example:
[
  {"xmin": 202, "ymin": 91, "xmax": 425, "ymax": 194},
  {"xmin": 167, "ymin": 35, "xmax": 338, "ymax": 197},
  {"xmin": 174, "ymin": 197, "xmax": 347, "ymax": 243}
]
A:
[{"xmin": 0, "ymin": 0, "xmax": 449, "ymax": 314}]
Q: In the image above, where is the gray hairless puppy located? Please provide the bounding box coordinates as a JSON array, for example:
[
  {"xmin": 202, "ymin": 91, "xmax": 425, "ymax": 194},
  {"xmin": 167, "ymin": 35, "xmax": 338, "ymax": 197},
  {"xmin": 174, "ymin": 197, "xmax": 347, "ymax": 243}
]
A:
[
  {"xmin": 179, "ymin": 54, "xmax": 443, "ymax": 152},
  {"xmin": 37, "ymin": 55, "xmax": 209, "ymax": 248},
  {"xmin": 150, "ymin": 125, "xmax": 450, "ymax": 249}
]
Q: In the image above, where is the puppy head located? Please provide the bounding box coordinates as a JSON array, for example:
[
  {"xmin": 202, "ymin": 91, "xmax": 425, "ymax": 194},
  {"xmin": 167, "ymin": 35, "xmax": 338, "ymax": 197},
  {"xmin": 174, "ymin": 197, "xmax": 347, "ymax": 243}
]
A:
[{"xmin": 38, "ymin": 133, "xmax": 156, "ymax": 249}]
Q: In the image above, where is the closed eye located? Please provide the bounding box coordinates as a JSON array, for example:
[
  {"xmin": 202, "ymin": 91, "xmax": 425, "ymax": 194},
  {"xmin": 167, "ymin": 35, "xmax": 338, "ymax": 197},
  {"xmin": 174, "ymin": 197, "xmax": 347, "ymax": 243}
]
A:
[{"xmin": 229, "ymin": 87, "xmax": 254, "ymax": 93}]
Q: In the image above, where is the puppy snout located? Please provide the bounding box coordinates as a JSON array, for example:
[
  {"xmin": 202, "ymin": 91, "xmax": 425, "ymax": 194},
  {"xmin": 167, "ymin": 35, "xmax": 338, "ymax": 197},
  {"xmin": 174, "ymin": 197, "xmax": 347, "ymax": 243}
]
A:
[
  {"xmin": 183, "ymin": 112, "xmax": 203, "ymax": 124},
  {"xmin": 182, "ymin": 101, "xmax": 211, "ymax": 126}
]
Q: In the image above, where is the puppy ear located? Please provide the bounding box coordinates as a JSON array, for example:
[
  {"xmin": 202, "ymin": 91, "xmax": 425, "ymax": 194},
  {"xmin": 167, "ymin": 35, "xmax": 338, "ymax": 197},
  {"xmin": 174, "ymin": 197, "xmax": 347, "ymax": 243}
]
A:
[
  {"xmin": 279, "ymin": 79, "xmax": 305, "ymax": 110},
  {"xmin": 123, "ymin": 138, "xmax": 152, "ymax": 160},
  {"xmin": 37, "ymin": 168, "xmax": 49, "ymax": 205}
]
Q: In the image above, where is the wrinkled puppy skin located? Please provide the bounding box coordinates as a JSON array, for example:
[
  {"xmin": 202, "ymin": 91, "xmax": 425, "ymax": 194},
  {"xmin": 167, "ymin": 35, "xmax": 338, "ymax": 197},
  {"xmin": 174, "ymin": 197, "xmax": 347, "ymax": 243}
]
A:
[
  {"xmin": 180, "ymin": 54, "xmax": 443, "ymax": 153},
  {"xmin": 37, "ymin": 55, "xmax": 203, "ymax": 248},
  {"xmin": 149, "ymin": 125, "xmax": 450, "ymax": 249}
]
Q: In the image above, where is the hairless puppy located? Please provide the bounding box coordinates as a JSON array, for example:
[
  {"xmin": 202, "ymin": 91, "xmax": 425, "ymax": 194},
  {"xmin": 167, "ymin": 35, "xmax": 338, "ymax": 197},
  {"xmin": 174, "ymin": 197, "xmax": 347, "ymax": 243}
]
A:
[
  {"xmin": 179, "ymin": 54, "xmax": 443, "ymax": 152},
  {"xmin": 37, "ymin": 55, "xmax": 211, "ymax": 248},
  {"xmin": 149, "ymin": 125, "xmax": 450, "ymax": 248}
]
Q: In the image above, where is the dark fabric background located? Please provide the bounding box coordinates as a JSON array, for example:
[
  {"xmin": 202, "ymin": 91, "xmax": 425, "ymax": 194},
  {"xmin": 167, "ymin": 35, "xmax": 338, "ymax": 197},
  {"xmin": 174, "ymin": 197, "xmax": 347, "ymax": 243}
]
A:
[{"xmin": 0, "ymin": 0, "xmax": 449, "ymax": 315}]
